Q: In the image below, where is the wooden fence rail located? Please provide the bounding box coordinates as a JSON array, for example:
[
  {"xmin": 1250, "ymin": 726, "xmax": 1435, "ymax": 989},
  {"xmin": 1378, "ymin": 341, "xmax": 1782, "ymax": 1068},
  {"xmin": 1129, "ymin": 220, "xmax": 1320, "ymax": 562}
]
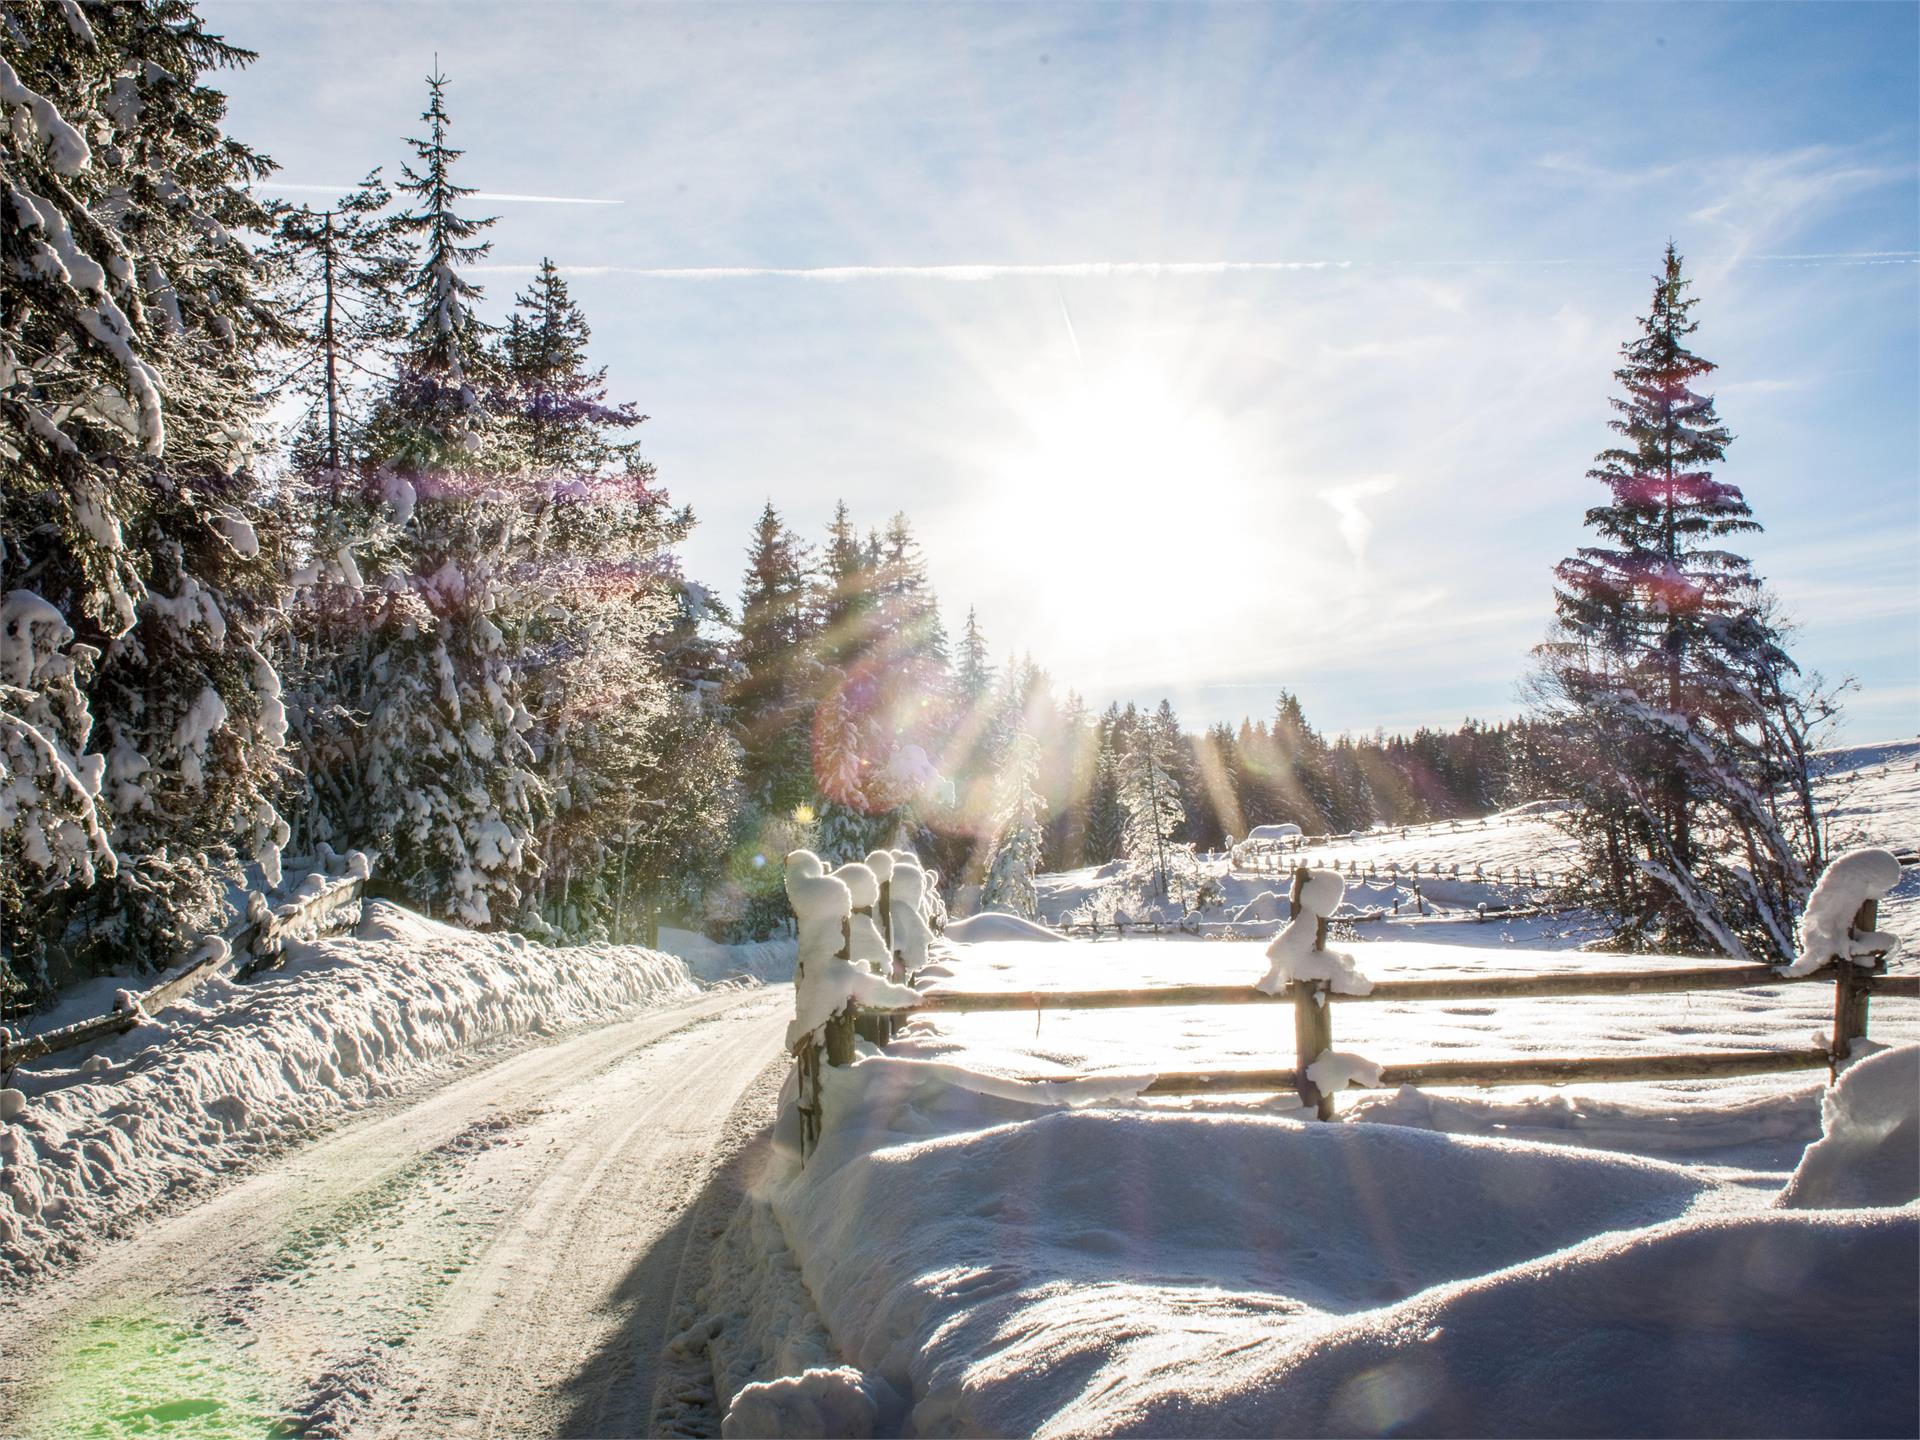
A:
[
  {"xmin": 1, "ymin": 871, "xmax": 367, "ymax": 1074},
  {"xmin": 829, "ymin": 867, "xmax": 1909, "ymax": 1127}
]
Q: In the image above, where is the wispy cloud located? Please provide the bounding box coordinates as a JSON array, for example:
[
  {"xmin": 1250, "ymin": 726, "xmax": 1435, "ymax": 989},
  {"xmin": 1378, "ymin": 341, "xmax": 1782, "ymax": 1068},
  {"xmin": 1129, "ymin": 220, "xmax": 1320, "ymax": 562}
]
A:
[{"xmin": 1318, "ymin": 477, "xmax": 1399, "ymax": 562}]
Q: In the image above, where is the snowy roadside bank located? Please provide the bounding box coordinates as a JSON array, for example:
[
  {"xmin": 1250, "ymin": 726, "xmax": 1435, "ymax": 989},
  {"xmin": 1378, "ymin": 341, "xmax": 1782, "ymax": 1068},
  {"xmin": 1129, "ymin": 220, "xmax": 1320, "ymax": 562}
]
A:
[
  {"xmin": 0, "ymin": 902, "xmax": 720, "ymax": 1282},
  {"xmin": 709, "ymin": 1038, "xmax": 1917, "ymax": 1438}
]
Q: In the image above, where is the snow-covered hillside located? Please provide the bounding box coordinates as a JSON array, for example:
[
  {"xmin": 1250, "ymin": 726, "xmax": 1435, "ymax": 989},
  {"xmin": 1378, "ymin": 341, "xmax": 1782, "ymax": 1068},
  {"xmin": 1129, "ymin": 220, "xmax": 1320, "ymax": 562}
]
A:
[
  {"xmin": 1038, "ymin": 737, "xmax": 1920, "ymax": 952},
  {"xmin": 0, "ymin": 904, "xmax": 744, "ymax": 1282}
]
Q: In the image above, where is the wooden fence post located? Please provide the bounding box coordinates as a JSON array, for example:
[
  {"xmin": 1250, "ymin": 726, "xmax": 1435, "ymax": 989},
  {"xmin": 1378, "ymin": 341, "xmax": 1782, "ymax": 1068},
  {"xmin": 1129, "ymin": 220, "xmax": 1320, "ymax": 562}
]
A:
[
  {"xmin": 796, "ymin": 1042, "xmax": 822, "ymax": 1157},
  {"xmin": 825, "ymin": 1006, "xmax": 857, "ymax": 1067},
  {"xmin": 1294, "ymin": 981, "xmax": 1334, "ymax": 1121},
  {"xmin": 1830, "ymin": 896, "xmax": 1885, "ymax": 1078},
  {"xmin": 1284, "ymin": 862, "xmax": 1336, "ymax": 1120}
]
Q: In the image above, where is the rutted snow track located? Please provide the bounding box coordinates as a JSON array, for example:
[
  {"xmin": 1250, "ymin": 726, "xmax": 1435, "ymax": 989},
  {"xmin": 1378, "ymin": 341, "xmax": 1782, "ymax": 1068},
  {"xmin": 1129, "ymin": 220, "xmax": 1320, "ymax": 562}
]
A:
[{"xmin": 0, "ymin": 986, "xmax": 791, "ymax": 1439}]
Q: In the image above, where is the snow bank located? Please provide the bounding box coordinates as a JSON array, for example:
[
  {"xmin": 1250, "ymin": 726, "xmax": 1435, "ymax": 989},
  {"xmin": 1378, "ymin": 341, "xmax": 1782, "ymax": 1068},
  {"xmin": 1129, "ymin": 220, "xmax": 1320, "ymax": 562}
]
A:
[
  {"xmin": 0, "ymin": 902, "xmax": 701, "ymax": 1280},
  {"xmin": 1231, "ymin": 889, "xmax": 1291, "ymax": 923},
  {"xmin": 943, "ymin": 912, "xmax": 1068, "ymax": 944},
  {"xmin": 657, "ymin": 926, "xmax": 797, "ymax": 984},
  {"xmin": 1247, "ymin": 823, "xmax": 1303, "ymax": 841},
  {"xmin": 1778, "ymin": 1044, "xmax": 1919, "ymax": 1211},
  {"xmin": 1255, "ymin": 870, "xmax": 1372, "ymax": 995},
  {"xmin": 1118, "ymin": 1209, "xmax": 1917, "ymax": 1438},
  {"xmin": 774, "ymin": 1101, "xmax": 1710, "ymax": 1437},
  {"xmin": 721, "ymin": 1366, "xmax": 899, "ymax": 1439},
  {"xmin": 1784, "ymin": 846, "xmax": 1904, "ymax": 975}
]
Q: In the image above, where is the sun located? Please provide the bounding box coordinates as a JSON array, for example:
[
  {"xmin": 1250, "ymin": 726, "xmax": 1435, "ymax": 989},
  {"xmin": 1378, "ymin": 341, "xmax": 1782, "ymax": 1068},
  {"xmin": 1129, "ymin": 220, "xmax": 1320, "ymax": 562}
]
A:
[{"xmin": 978, "ymin": 348, "xmax": 1265, "ymax": 653}]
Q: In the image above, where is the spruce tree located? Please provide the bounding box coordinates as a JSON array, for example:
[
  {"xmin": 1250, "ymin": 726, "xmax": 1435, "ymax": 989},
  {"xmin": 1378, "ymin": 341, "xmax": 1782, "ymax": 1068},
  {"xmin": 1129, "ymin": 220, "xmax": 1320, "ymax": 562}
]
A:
[
  {"xmin": 3, "ymin": 1, "xmax": 292, "ymax": 985},
  {"xmin": 270, "ymin": 173, "xmax": 410, "ymax": 473},
  {"xmin": 956, "ymin": 607, "xmax": 994, "ymax": 708},
  {"xmin": 1538, "ymin": 244, "xmax": 1828, "ymax": 960},
  {"xmin": 1117, "ymin": 717, "xmax": 1189, "ymax": 903},
  {"xmin": 352, "ymin": 70, "xmax": 539, "ymax": 928},
  {"xmin": 731, "ymin": 502, "xmax": 819, "ymax": 817},
  {"xmin": 980, "ymin": 726, "xmax": 1046, "ymax": 918}
]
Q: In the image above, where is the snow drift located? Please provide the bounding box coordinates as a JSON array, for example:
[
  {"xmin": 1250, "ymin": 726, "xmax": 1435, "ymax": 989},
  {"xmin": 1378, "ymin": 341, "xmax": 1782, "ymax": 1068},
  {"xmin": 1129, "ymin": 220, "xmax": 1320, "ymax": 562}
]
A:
[
  {"xmin": 942, "ymin": 912, "xmax": 1067, "ymax": 944},
  {"xmin": 1778, "ymin": 1044, "xmax": 1919, "ymax": 1211},
  {"xmin": 0, "ymin": 901, "xmax": 702, "ymax": 1280}
]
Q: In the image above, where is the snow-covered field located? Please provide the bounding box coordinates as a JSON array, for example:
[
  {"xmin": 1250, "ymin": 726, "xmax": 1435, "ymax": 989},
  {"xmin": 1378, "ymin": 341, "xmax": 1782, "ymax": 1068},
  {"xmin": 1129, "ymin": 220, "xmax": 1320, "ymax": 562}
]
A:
[
  {"xmin": 1039, "ymin": 736, "xmax": 1920, "ymax": 954},
  {"xmin": 0, "ymin": 903, "xmax": 749, "ymax": 1282},
  {"xmin": 691, "ymin": 744, "xmax": 1920, "ymax": 1437}
]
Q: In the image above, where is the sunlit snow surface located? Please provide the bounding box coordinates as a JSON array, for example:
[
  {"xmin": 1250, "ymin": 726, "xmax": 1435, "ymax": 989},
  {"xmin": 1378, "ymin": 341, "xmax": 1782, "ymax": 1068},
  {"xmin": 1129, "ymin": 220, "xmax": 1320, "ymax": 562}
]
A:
[{"xmin": 744, "ymin": 744, "xmax": 1920, "ymax": 1438}]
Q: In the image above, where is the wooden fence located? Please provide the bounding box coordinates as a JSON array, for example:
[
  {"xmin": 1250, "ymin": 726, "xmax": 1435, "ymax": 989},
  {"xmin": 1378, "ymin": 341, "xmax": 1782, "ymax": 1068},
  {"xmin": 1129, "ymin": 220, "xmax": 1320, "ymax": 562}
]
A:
[
  {"xmin": 1234, "ymin": 847, "xmax": 1570, "ymax": 891},
  {"xmin": 823, "ymin": 868, "xmax": 1913, "ymax": 1130},
  {"xmin": 0, "ymin": 870, "xmax": 368, "ymax": 1074}
]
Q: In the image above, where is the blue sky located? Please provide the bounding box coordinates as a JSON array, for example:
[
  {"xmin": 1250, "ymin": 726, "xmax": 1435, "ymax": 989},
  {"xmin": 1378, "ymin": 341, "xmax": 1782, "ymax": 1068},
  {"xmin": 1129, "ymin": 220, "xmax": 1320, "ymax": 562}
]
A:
[{"xmin": 207, "ymin": 1, "xmax": 1918, "ymax": 740}]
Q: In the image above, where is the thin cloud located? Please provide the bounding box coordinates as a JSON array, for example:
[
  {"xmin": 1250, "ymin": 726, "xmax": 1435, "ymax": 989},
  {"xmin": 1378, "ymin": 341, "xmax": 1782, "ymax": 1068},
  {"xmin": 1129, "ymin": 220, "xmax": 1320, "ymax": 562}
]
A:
[{"xmin": 1318, "ymin": 477, "xmax": 1400, "ymax": 562}]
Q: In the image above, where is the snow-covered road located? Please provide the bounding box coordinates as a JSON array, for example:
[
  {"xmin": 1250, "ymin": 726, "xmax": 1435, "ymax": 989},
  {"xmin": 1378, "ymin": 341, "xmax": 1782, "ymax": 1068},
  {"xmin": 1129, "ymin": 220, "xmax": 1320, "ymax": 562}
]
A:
[{"xmin": 0, "ymin": 986, "xmax": 791, "ymax": 1439}]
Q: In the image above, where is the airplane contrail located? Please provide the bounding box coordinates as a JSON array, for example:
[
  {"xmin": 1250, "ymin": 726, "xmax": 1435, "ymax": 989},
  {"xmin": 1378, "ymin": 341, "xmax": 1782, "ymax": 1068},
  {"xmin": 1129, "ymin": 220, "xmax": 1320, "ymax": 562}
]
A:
[
  {"xmin": 469, "ymin": 260, "xmax": 1347, "ymax": 281},
  {"xmin": 263, "ymin": 183, "xmax": 621, "ymax": 205},
  {"xmin": 465, "ymin": 252, "xmax": 1915, "ymax": 281}
]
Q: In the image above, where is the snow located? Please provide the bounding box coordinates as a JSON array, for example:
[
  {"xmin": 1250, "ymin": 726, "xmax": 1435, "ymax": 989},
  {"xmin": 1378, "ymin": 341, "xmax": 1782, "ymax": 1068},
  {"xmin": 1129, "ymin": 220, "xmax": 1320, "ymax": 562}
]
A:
[
  {"xmin": 701, "ymin": 760, "xmax": 1920, "ymax": 1434},
  {"xmin": 1256, "ymin": 869, "xmax": 1373, "ymax": 996},
  {"xmin": 0, "ymin": 901, "xmax": 706, "ymax": 1281},
  {"xmin": 887, "ymin": 862, "xmax": 935, "ymax": 974},
  {"xmin": 1246, "ymin": 822, "xmax": 1303, "ymax": 841},
  {"xmin": 1778, "ymin": 1044, "xmax": 1919, "ymax": 1211},
  {"xmin": 1306, "ymin": 1048, "xmax": 1383, "ymax": 1092},
  {"xmin": 1783, "ymin": 845, "xmax": 1904, "ymax": 975},
  {"xmin": 832, "ymin": 861, "xmax": 891, "ymax": 972},
  {"xmin": 941, "ymin": 912, "xmax": 1068, "ymax": 944},
  {"xmin": 721, "ymin": 1366, "xmax": 899, "ymax": 1439},
  {"xmin": 784, "ymin": 851, "xmax": 919, "ymax": 1049}
]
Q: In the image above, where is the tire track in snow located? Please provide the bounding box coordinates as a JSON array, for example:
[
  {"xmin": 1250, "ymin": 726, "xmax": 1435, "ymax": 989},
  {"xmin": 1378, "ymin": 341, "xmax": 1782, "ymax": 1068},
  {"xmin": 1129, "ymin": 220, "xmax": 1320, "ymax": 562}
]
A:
[{"xmin": 0, "ymin": 986, "xmax": 790, "ymax": 1440}]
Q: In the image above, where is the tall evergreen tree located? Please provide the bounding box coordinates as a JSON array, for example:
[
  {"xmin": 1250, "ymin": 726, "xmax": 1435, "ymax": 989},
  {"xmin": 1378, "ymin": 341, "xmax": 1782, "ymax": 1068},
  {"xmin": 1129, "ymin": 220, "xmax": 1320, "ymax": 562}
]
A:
[
  {"xmin": 980, "ymin": 725, "xmax": 1046, "ymax": 918},
  {"xmin": 955, "ymin": 607, "xmax": 994, "ymax": 709},
  {"xmin": 270, "ymin": 173, "xmax": 410, "ymax": 473},
  {"xmin": 349, "ymin": 70, "xmax": 540, "ymax": 928},
  {"xmin": 495, "ymin": 258, "xmax": 642, "ymax": 473},
  {"xmin": 730, "ymin": 502, "xmax": 818, "ymax": 816},
  {"xmin": 3, "ymin": 2, "xmax": 292, "ymax": 987},
  {"xmin": 1538, "ymin": 244, "xmax": 1827, "ymax": 960},
  {"xmin": 1117, "ymin": 716, "xmax": 1189, "ymax": 902}
]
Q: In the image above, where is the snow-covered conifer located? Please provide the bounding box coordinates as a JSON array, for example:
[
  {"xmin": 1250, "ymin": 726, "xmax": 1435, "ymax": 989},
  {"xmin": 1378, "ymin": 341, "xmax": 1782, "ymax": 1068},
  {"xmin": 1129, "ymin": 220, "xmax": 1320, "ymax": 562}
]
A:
[
  {"xmin": 3, "ymin": 1, "xmax": 291, "ymax": 979},
  {"xmin": 1536, "ymin": 244, "xmax": 1830, "ymax": 960},
  {"xmin": 347, "ymin": 71, "xmax": 538, "ymax": 929},
  {"xmin": 980, "ymin": 726, "xmax": 1047, "ymax": 918},
  {"xmin": 1117, "ymin": 715, "xmax": 1191, "ymax": 902}
]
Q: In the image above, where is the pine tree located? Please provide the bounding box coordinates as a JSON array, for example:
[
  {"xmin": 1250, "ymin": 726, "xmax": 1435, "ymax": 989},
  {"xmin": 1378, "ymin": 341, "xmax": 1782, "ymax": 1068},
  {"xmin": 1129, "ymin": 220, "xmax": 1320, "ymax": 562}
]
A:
[
  {"xmin": 980, "ymin": 726, "xmax": 1046, "ymax": 918},
  {"xmin": 955, "ymin": 607, "xmax": 994, "ymax": 708},
  {"xmin": 731, "ymin": 502, "xmax": 819, "ymax": 817},
  {"xmin": 349, "ymin": 70, "xmax": 539, "ymax": 928},
  {"xmin": 3, "ymin": 2, "xmax": 292, "ymax": 985},
  {"xmin": 270, "ymin": 173, "xmax": 410, "ymax": 473},
  {"xmin": 495, "ymin": 258, "xmax": 643, "ymax": 474},
  {"xmin": 1117, "ymin": 717, "xmax": 1189, "ymax": 903},
  {"xmin": 818, "ymin": 500, "xmax": 871, "ymax": 666},
  {"xmin": 1537, "ymin": 244, "xmax": 1828, "ymax": 960}
]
